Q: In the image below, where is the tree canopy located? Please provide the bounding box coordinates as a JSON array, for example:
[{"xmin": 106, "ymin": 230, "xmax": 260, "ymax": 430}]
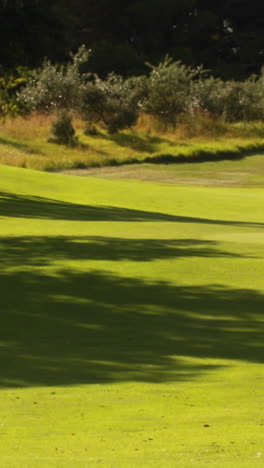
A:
[{"xmin": 0, "ymin": 0, "xmax": 263, "ymax": 78}]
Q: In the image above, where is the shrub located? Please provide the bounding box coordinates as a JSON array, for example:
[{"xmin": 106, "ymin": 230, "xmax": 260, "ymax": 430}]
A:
[
  {"xmin": 17, "ymin": 46, "xmax": 90, "ymax": 112},
  {"xmin": 81, "ymin": 73, "xmax": 147, "ymax": 133},
  {"xmin": 0, "ymin": 67, "xmax": 32, "ymax": 118},
  {"xmin": 222, "ymin": 78, "xmax": 264, "ymax": 122},
  {"xmin": 50, "ymin": 112, "xmax": 77, "ymax": 145},
  {"xmin": 191, "ymin": 74, "xmax": 264, "ymax": 122},
  {"xmin": 15, "ymin": 50, "xmax": 264, "ymax": 131},
  {"xmin": 103, "ymin": 103, "xmax": 137, "ymax": 134},
  {"xmin": 80, "ymin": 82, "xmax": 106, "ymax": 126},
  {"xmin": 190, "ymin": 77, "xmax": 227, "ymax": 117},
  {"xmin": 84, "ymin": 124, "xmax": 98, "ymax": 136},
  {"xmin": 143, "ymin": 56, "xmax": 198, "ymax": 127}
]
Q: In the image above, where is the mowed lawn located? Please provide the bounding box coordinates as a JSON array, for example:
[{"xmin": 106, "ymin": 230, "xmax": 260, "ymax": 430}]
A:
[{"xmin": 0, "ymin": 160, "xmax": 264, "ymax": 467}]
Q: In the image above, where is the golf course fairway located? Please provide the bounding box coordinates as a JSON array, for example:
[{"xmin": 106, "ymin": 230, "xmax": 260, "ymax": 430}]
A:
[{"xmin": 0, "ymin": 161, "xmax": 264, "ymax": 467}]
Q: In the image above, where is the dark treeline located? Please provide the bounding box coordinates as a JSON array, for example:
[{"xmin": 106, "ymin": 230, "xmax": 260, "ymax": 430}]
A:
[{"xmin": 1, "ymin": 0, "xmax": 264, "ymax": 78}]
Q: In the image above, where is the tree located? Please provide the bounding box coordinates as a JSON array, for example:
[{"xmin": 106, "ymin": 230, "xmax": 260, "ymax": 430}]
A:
[{"xmin": 1, "ymin": 0, "xmax": 264, "ymax": 78}]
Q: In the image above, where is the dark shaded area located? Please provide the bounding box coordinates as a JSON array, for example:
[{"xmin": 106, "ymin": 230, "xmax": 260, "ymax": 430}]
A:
[
  {"xmin": 144, "ymin": 145, "xmax": 264, "ymax": 165},
  {"xmin": 1, "ymin": 191, "xmax": 263, "ymax": 388},
  {"xmin": 1, "ymin": 191, "xmax": 264, "ymax": 228},
  {"xmin": 1, "ymin": 0, "xmax": 264, "ymax": 78},
  {"xmin": 0, "ymin": 236, "xmax": 250, "ymax": 268},
  {"xmin": 0, "ymin": 262, "xmax": 264, "ymax": 388},
  {"xmin": 0, "ymin": 137, "xmax": 42, "ymax": 155},
  {"xmin": 106, "ymin": 133, "xmax": 175, "ymax": 153},
  {"xmin": 60, "ymin": 143, "xmax": 264, "ymax": 172},
  {"xmin": 87, "ymin": 132, "xmax": 263, "ymax": 165},
  {"xmin": 0, "ymin": 191, "xmax": 183, "ymax": 222},
  {"xmin": 0, "ymin": 0, "xmax": 71, "ymax": 68}
]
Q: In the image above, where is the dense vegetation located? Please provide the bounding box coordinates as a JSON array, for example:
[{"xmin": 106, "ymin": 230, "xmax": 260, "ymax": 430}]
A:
[
  {"xmin": 1, "ymin": 2, "xmax": 264, "ymax": 141},
  {"xmin": 1, "ymin": 0, "xmax": 264, "ymax": 80},
  {"xmin": 1, "ymin": 47, "xmax": 264, "ymax": 138},
  {"xmin": 1, "ymin": 46, "xmax": 264, "ymax": 172}
]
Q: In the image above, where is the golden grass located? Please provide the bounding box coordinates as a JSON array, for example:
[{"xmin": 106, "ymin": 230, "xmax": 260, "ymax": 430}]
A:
[
  {"xmin": 1, "ymin": 113, "xmax": 52, "ymax": 140},
  {"xmin": 1, "ymin": 113, "xmax": 264, "ymax": 171}
]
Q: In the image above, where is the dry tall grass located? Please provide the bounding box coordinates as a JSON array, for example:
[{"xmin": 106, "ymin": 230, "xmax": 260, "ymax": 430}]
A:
[{"xmin": 1, "ymin": 113, "xmax": 264, "ymax": 171}]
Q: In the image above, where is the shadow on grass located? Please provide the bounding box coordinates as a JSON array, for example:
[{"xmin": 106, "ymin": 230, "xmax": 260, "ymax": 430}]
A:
[
  {"xmin": 0, "ymin": 136, "xmax": 42, "ymax": 155},
  {"xmin": 0, "ymin": 191, "xmax": 186, "ymax": 222},
  {"xmin": 145, "ymin": 143, "xmax": 264, "ymax": 164},
  {"xmin": 0, "ymin": 236, "xmax": 249, "ymax": 267},
  {"xmin": 107, "ymin": 133, "xmax": 176, "ymax": 153},
  {"xmin": 0, "ymin": 235, "xmax": 264, "ymax": 388},
  {"xmin": 93, "ymin": 131, "xmax": 179, "ymax": 153},
  {"xmin": 1, "ymin": 191, "xmax": 264, "ymax": 227},
  {"xmin": 82, "ymin": 130, "xmax": 264, "ymax": 165}
]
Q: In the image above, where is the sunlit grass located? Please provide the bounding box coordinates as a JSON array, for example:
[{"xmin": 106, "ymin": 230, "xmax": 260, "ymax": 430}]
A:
[{"xmin": 0, "ymin": 163, "xmax": 264, "ymax": 466}]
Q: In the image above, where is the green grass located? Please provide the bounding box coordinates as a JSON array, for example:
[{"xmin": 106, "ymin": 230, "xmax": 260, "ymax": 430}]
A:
[
  {"xmin": 0, "ymin": 161, "xmax": 264, "ymax": 466},
  {"xmin": 64, "ymin": 152, "xmax": 264, "ymax": 187},
  {"xmin": 1, "ymin": 114, "xmax": 264, "ymax": 171}
]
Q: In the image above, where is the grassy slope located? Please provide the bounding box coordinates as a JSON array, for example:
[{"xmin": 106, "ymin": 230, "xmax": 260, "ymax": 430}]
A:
[
  {"xmin": 1, "ymin": 114, "xmax": 264, "ymax": 171},
  {"xmin": 0, "ymin": 163, "xmax": 264, "ymax": 466}
]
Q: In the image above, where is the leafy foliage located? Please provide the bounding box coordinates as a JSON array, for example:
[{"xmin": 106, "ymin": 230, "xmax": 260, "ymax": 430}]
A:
[
  {"xmin": 191, "ymin": 73, "xmax": 264, "ymax": 122},
  {"xmin": 50, "ymin": 111, "xmax": 77, "ymax": 145},
  {"xmin": 17, "ymin": 46, "xmax": 90, "ymax": 112},
  {"xmin": 0, "ymin": 67, "xmax": 32, "ymax": 118},
  {"xmin": 1, "ymin": 0, "xmax": 264, "ymax": 81},
  {"xmin": 144, "ymin": 57, "xmax": 199, "ymax": 126},
  {"xmin": 12, "ymin": 53, "xmax": 264, "ymax": 132},
  {"xmin": 81, "ymin": 73, "xmax": 147, "ymax": 133},
  {"xmin": 222, "ymin": 77, "xmax": 264, "ymax": 122}
]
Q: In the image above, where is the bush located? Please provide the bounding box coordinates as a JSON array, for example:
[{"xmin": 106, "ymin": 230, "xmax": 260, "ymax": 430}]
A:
[
  {"xmin": 0, "ymin": 67, "xmax": 32, "ymax": 118},
  {"xmin": 223, "ymin": 78, "xmax": 264, "ymax": 122},
  {"xmin": 17, "ymin": 46, "xmax": 90, "ymax": 112},
  {"xmin": 50, "ymin": 112, "xmax": 77, "ymax": 145},
  {"xmin": 84, "ymin": 124, "xmax": 98, "ymax": 136},
  {"xmin": 191, "ymin": 74, "xmax": 264, "ymax": 122},
  {"xmin": 143, "ymin": 56, "xmax": 198, "ymax": 127},
  {"xmin": 80, "ymin": 82, "xmax": 106, "ymax": 126},
  {"xmin": 81, "ymin": 73, "xmax": 147, "ymax": 133},
  {"xmin": 15, "ymin": 50, "xmax": 264, "ymax": 132},
  {"xmin": 190, "ymin": 77, "xmax": 227, "ymax": 117}
]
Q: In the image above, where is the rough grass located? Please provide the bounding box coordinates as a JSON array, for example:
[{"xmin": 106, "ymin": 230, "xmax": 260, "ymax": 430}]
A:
[
  {"xmin": 66, "ymin": 152, "xmax": 264, "ymax": 187},
  {"xmin": 0, "ymin": 163, "xmax": 264, "ymax": 466},
  {"xmin": 1, "ymin": 114, "xmax": 264, "ymax": 171}
]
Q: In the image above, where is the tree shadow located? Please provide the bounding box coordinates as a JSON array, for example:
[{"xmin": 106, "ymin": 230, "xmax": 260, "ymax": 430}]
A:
[
  {"xmin": 0, "ymin": 191, "xmax": 184, "ymax": 222},
  {"xmin": 0, "ymin": 235, "xmax": 264, "ymax": 388},
  {"xmin": 108, "ymin": 133, "xmax": 176, "ymax": 153},
  {"xmin": 87, "ymin": 131, "xmax": 264, "ymax": 164},
  {"xmin": 94, "ymin": 131, "xmax": 179, "ymax": 153},
  {"xmin": 0, "ymin": 236, "xmax": 250, "ymax": 267},
  {"xmin": 0, "ymin": 136, "xmax": 42, "ymax": 155},
  {"xmin": 1, "ymin": 191, "xmax": 264, "ymax": 227},
  {"xmin": 144, "ymin": 144, "xmax": 264, "ymax": 165}
]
